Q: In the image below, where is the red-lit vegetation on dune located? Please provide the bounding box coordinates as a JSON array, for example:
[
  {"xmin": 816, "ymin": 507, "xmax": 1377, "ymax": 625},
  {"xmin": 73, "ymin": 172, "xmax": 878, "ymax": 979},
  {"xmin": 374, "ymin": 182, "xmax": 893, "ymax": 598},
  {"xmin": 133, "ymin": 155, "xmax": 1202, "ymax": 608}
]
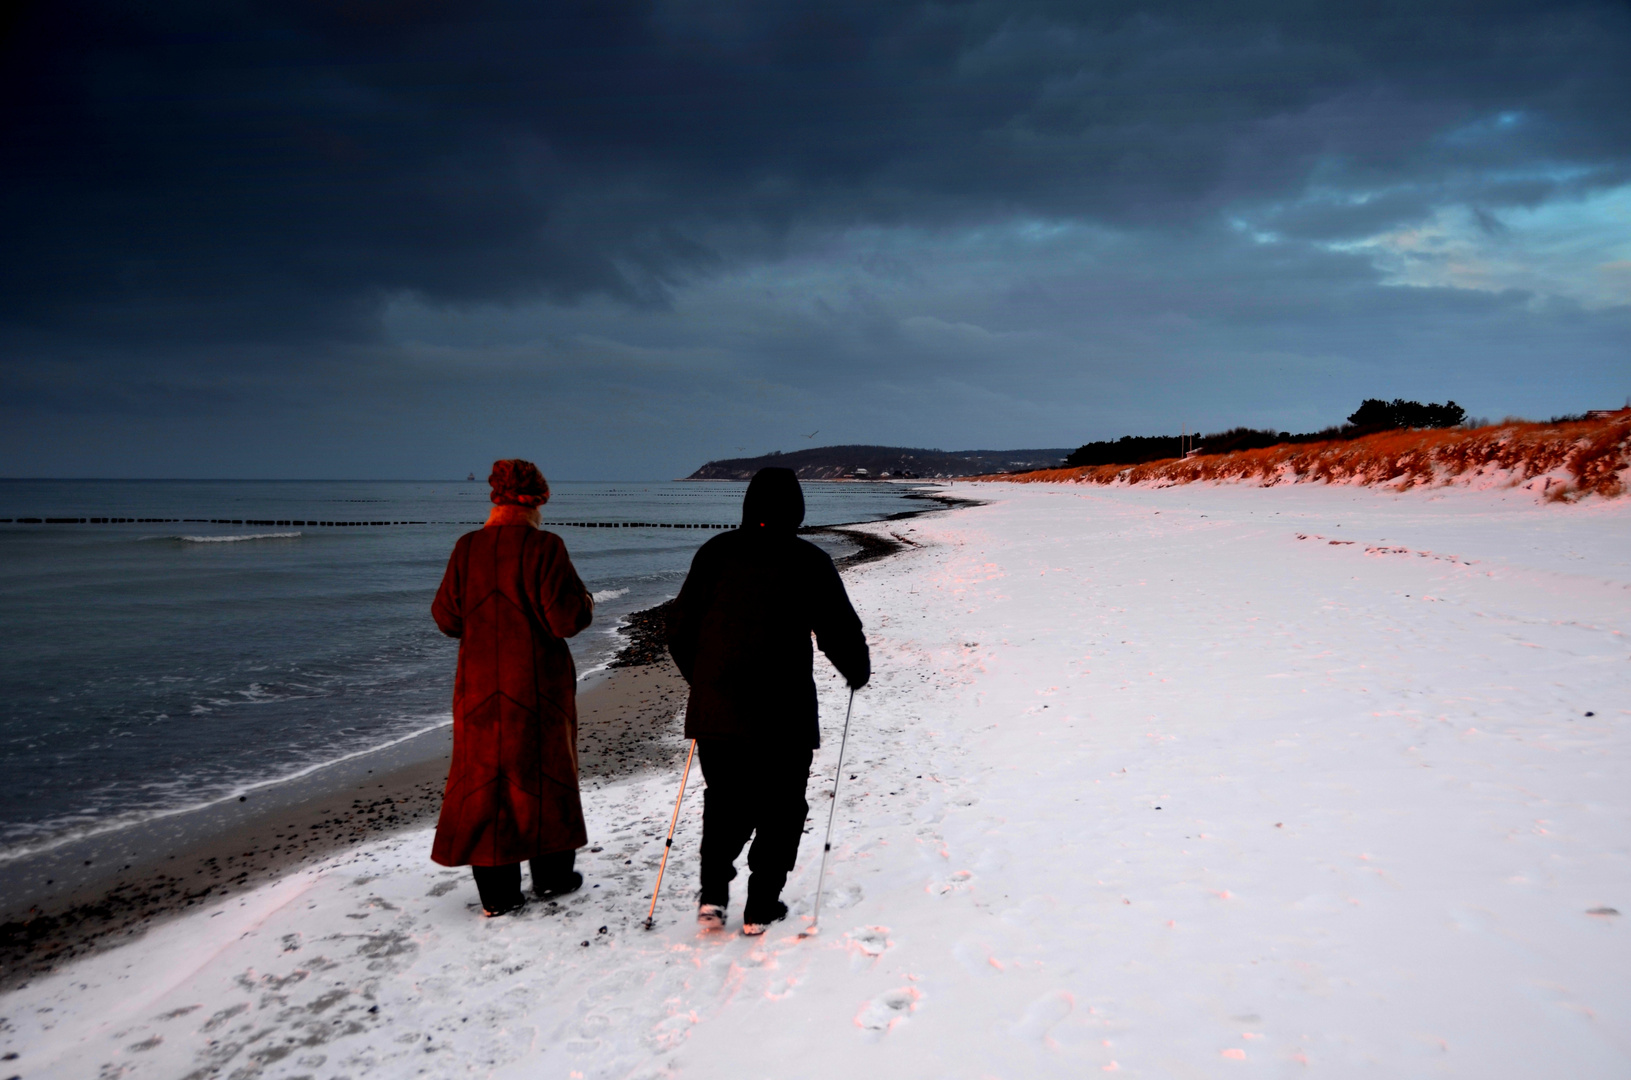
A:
[{"xmin": 994, "ymin": 410, "xmax": 1631, "ymax": 501}]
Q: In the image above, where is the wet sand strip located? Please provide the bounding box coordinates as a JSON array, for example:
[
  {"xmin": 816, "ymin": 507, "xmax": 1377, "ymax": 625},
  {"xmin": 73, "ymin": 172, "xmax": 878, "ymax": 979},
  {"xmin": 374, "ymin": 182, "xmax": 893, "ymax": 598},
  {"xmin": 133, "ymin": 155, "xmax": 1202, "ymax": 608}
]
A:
[{"xmin": 0, "ymin": 660, "xmax": 690, "ymax": 992}]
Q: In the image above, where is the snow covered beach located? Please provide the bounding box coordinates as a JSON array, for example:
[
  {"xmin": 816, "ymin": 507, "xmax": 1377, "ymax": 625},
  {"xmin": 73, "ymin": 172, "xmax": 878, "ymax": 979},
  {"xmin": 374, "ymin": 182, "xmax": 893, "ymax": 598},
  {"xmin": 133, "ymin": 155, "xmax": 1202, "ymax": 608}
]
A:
[
  {"xmin": 0, "ymin": 664, "xmax": 692, "ymax": 987},
  {"xmin": 4, "ymin": 483, "xmax": 1627, "ymax": 1078}
]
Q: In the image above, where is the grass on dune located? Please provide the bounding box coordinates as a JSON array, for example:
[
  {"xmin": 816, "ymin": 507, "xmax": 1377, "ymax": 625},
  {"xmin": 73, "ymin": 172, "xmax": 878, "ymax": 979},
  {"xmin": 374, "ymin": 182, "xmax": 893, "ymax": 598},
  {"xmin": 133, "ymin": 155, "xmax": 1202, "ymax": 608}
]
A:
[{"xmin": 997, "ymin": 410, "xmax": 1631, "ymax": 501}]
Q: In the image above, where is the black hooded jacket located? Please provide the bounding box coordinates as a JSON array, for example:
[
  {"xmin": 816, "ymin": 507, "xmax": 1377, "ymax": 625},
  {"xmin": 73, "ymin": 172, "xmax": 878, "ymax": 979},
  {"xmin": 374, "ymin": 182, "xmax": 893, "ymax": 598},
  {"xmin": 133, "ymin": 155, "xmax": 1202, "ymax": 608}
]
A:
[{"xmin": 667, "ymin": 468, "xmax": 870, "ymax": 746}]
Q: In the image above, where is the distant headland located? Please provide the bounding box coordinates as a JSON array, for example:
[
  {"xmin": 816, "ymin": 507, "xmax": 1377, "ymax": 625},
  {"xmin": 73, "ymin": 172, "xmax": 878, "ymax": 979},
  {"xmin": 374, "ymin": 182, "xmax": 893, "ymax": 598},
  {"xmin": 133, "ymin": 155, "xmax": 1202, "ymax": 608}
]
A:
[{"xmin": 684, "ymin": 445, "xmax": 1073, "ymax": 481}]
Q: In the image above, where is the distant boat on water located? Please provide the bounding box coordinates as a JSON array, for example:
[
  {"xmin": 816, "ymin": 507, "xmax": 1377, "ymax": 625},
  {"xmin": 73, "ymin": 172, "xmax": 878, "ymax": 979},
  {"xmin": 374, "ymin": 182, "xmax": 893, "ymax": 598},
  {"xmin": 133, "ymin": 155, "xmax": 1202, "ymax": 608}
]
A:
[{"xmin": 467, "ymin": 472, "xmax": 476, "ymax": 481}]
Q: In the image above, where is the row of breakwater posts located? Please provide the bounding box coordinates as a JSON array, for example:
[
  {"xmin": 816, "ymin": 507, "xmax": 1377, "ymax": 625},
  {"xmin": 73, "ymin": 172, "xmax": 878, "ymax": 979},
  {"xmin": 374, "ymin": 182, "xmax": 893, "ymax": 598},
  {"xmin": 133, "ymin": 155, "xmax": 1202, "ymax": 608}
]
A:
[{"xmin": 0, "ymin": 516, "xmax": 736, "ymax": 529}]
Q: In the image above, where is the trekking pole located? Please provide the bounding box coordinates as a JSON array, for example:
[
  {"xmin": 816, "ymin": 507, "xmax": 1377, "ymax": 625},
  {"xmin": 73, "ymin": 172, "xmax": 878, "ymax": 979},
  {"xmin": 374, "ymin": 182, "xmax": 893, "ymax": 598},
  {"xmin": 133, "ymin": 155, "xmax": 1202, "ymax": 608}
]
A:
[
  {"xmin": 802, "ymin": 687, "xmax": 857, "ymax": 938},
  {"xmin": 643, "ymin": 739, "xmax": 697, "ymax": 931}
]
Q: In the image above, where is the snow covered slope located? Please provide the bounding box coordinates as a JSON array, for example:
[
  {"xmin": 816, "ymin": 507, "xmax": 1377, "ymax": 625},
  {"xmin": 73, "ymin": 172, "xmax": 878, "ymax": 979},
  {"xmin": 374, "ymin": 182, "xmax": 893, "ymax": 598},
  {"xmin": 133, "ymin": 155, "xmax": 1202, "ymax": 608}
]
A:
[{"xmin": 6, "ymin": 484, "xmax": 1628, "ymax": 1078}]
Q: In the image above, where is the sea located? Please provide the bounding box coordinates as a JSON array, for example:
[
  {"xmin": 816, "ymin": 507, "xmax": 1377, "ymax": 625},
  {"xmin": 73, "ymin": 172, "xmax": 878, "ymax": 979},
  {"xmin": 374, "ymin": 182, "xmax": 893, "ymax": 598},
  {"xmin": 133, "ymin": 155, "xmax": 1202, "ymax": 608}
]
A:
[{"xmin": 0, "ymin": 479, "xmax": 929, "ymax": 860}]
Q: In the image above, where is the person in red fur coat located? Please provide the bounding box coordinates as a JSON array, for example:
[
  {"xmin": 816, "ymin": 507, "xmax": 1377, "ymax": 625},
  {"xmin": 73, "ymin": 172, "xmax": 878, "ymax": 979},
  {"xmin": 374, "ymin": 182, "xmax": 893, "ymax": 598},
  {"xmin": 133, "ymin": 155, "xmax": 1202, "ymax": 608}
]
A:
[{"xmin": 430, "ymin": 459, "xmax": 594, "ymax": 915}]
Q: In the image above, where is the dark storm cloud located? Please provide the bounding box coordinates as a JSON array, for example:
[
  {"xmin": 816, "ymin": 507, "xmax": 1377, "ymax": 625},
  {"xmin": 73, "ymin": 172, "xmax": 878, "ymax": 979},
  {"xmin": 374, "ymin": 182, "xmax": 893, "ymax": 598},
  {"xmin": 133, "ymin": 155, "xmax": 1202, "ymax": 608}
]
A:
[
  {"xmin": 2, "ymin": 1, "xmax": 1628, "ymax": 477},
  {"xmin": 5, "ymin": 0, "xmax": 1628, "ymax": 334}
]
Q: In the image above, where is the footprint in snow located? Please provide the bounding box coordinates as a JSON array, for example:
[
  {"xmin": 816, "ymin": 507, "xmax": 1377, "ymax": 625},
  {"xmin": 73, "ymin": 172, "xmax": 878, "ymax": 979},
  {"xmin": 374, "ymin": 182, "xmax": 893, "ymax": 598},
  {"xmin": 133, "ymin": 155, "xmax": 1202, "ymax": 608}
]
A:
[
  {"xmin": 845, "ymin": 926, "xmax": 892, "ymax": 956},
  {"xmin": 1009, "ymin": 989, "xmax": 1074, "ymax": 1047},
  {"xmin": 855, "ymin": 986, "xmax": 922, "ymax": 1033},
  {"xmin": 156, "ymin": 1005, "xmax": 202, "ymax": 1020},
  {"xmin": 844, "ymin": 926, "xmax": 893, "ymax": 969},
  {"xmin": 201, "ymin": 1003, "xmax": 248, "ymax": 1032},
  {"xmin": 652, "ymin": 1011, "xmax": 697, "ymax": 1051},
  {"xmin": 426, "ymin": 880, "xmax": 460, "ymax": 897}
]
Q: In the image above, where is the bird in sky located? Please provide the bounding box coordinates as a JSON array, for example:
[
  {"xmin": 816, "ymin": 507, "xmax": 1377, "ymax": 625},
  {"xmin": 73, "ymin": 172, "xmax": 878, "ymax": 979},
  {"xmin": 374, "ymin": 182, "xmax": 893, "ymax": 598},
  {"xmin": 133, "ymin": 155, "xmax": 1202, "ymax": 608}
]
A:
[{"xmin": 803, "ymin": 430, "xmax": 819, "ymax": 439}]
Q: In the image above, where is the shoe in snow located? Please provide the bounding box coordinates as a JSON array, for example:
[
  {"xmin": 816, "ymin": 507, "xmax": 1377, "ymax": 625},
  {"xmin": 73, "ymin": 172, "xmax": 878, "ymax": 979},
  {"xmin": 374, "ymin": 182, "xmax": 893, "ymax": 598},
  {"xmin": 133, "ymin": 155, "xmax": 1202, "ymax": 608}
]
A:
[
  {"xmin": 741, "ymin": 900, "xmax": 788, "ymax": 936},
  {"xmin": 533, "ymin": 871, "xmax": 583, "ymax": 901},
  {"xmin": 697, "ymin": 903, "xmax": 726, "ymax": 930},
  {"xmin": 482, "ymin": 897, "xmax": 526, "ymax": 918}
]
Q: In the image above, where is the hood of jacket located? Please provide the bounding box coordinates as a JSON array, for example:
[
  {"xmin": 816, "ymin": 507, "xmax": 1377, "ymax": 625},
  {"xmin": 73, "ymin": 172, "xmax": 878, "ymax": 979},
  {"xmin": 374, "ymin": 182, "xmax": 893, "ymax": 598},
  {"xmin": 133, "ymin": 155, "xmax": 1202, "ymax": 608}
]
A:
[{"xmin": 740, "ymin": 467, "xmax": 805, "ymax": 532}]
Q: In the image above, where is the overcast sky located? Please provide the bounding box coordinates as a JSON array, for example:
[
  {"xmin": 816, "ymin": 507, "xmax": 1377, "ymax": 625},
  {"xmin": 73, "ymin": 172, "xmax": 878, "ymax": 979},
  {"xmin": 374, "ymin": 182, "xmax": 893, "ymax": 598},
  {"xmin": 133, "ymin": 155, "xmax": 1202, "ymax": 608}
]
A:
[{"xmin": 2, "ymin": 1, "xmax": 1628, "ymax": 479}]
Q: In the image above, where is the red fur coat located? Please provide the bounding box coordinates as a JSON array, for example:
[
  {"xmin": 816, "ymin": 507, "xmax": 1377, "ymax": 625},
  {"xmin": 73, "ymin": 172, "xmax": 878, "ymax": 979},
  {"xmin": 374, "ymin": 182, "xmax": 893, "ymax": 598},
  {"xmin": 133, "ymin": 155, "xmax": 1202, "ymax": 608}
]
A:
[{"xmin": 430, "ymin": 516, "xmax": 593, "ymax": 866}]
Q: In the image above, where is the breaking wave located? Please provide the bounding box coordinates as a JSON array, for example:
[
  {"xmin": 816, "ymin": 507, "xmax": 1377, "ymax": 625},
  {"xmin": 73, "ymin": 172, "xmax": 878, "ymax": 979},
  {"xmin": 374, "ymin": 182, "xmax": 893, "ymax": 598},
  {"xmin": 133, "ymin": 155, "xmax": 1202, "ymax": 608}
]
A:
[
  {"xmin": 0, "ymin": 715, "xmax": 452, "ymax": 863},
  {"xmin": 147, "ymin": 532, "xmax": 304, "ymax": 544},
  {"xmin": 592, "ymin": 587, "xmax": 629, "ymax": 603}
]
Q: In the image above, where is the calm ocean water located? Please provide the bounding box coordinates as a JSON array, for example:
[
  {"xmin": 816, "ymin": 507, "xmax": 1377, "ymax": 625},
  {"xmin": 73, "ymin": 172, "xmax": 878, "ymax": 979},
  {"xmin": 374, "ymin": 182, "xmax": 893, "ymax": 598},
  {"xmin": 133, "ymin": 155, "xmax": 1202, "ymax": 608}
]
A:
[{"xmin": 0, "ymin": 479, "xmax": 925, "ymax": 855}]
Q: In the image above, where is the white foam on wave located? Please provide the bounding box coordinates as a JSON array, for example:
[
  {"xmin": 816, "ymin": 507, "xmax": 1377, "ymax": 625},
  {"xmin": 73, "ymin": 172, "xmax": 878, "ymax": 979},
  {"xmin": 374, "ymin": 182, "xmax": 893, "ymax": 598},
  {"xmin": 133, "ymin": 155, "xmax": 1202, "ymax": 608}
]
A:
[
  {"xmin": 173, "ymin": 531, "xmax": 303, "ymax": 543},
  {"xmin": 592, "ymin": 587, "xmax": 629, "ymax": 603},
  {"xmin": 0, "ymin": 714, "xmax": 452, "ymax": 864},
  {"xmin": 575, "ymin": 660, "xmax": 612, "ymax": 684}
]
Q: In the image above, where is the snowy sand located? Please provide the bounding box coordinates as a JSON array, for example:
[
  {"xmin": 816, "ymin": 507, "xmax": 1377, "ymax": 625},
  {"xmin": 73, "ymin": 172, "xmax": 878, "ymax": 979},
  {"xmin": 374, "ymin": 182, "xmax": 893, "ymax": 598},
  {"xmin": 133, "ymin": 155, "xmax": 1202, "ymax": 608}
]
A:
[{"xmin": 4, "ymin": 483, "xmax": 1627, "ymax": 1079}]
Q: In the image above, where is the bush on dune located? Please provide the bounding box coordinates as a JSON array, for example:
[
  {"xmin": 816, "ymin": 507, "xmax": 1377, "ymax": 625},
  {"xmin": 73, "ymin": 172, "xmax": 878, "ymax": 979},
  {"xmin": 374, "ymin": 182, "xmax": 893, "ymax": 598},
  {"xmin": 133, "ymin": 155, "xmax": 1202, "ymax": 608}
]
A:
[
  {"xmin": 1063, "ymin": 399, "xmax": 1469, "ymax": 468},
  {"xmin": 1344, "ymin": 398, "xmax": 1467, "ymax": 432},
  {"xmin": 1000, "ymin": 411, "xmax": 1631, "ymax": 501}
]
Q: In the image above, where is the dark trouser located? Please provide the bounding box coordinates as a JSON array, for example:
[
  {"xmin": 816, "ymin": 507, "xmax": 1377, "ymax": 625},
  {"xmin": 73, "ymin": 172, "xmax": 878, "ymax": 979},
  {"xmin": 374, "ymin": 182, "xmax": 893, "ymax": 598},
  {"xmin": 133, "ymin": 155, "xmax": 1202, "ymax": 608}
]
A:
[
  {"xmin": 470, "ymin": 849, "xmax": 576, "ymax": 912},
  {"xmin": 696, "ymin": 738, "xmax": 814, "ymax": 909}
]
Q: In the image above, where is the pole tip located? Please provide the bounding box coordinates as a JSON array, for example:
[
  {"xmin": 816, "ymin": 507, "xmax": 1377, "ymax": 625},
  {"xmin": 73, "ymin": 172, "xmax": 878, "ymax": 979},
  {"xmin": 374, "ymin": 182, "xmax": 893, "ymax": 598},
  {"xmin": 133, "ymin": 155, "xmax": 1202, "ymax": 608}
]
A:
[{"xmin": 643, "ymin": 918, "xmax": 654, "ymax": 931}]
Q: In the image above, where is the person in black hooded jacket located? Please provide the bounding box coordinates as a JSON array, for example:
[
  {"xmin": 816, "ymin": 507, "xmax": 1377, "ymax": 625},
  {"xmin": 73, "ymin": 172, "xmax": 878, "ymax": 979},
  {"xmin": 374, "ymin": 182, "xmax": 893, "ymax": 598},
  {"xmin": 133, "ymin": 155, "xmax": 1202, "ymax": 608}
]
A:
[{"xmin": 666, "ymin": 467, "xmax": 870, "ymax": 933}]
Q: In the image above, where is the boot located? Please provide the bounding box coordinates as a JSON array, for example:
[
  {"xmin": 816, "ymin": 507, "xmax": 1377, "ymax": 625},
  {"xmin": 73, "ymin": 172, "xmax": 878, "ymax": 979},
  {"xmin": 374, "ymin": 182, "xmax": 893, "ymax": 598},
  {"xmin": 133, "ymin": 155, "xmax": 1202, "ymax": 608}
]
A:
[
  {"xmin": 530, "ymin": 851, "xmax": 582, "ymax": 900},
  {"xmin": 533, "ymin": 870, "xmax": 582, "ymax": 900},
  {"xmin": 471, "ymin": 864, "xmax": 525, "ymax": 916},
  {"xmin": 741, "ymin": 899, "xmax": 787, "ymax": 936},
  {"xmin": 742, "ymin": 872, "xmax": 789, "ymax": 935}
]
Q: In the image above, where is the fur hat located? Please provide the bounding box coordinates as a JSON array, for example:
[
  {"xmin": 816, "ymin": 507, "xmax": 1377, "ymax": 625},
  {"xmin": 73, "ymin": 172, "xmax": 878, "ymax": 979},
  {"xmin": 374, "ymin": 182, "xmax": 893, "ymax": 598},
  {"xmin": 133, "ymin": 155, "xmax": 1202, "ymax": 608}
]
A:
[{"xmin": 489, "ymin": 459, "xmax": 550, "ymax": 506}]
